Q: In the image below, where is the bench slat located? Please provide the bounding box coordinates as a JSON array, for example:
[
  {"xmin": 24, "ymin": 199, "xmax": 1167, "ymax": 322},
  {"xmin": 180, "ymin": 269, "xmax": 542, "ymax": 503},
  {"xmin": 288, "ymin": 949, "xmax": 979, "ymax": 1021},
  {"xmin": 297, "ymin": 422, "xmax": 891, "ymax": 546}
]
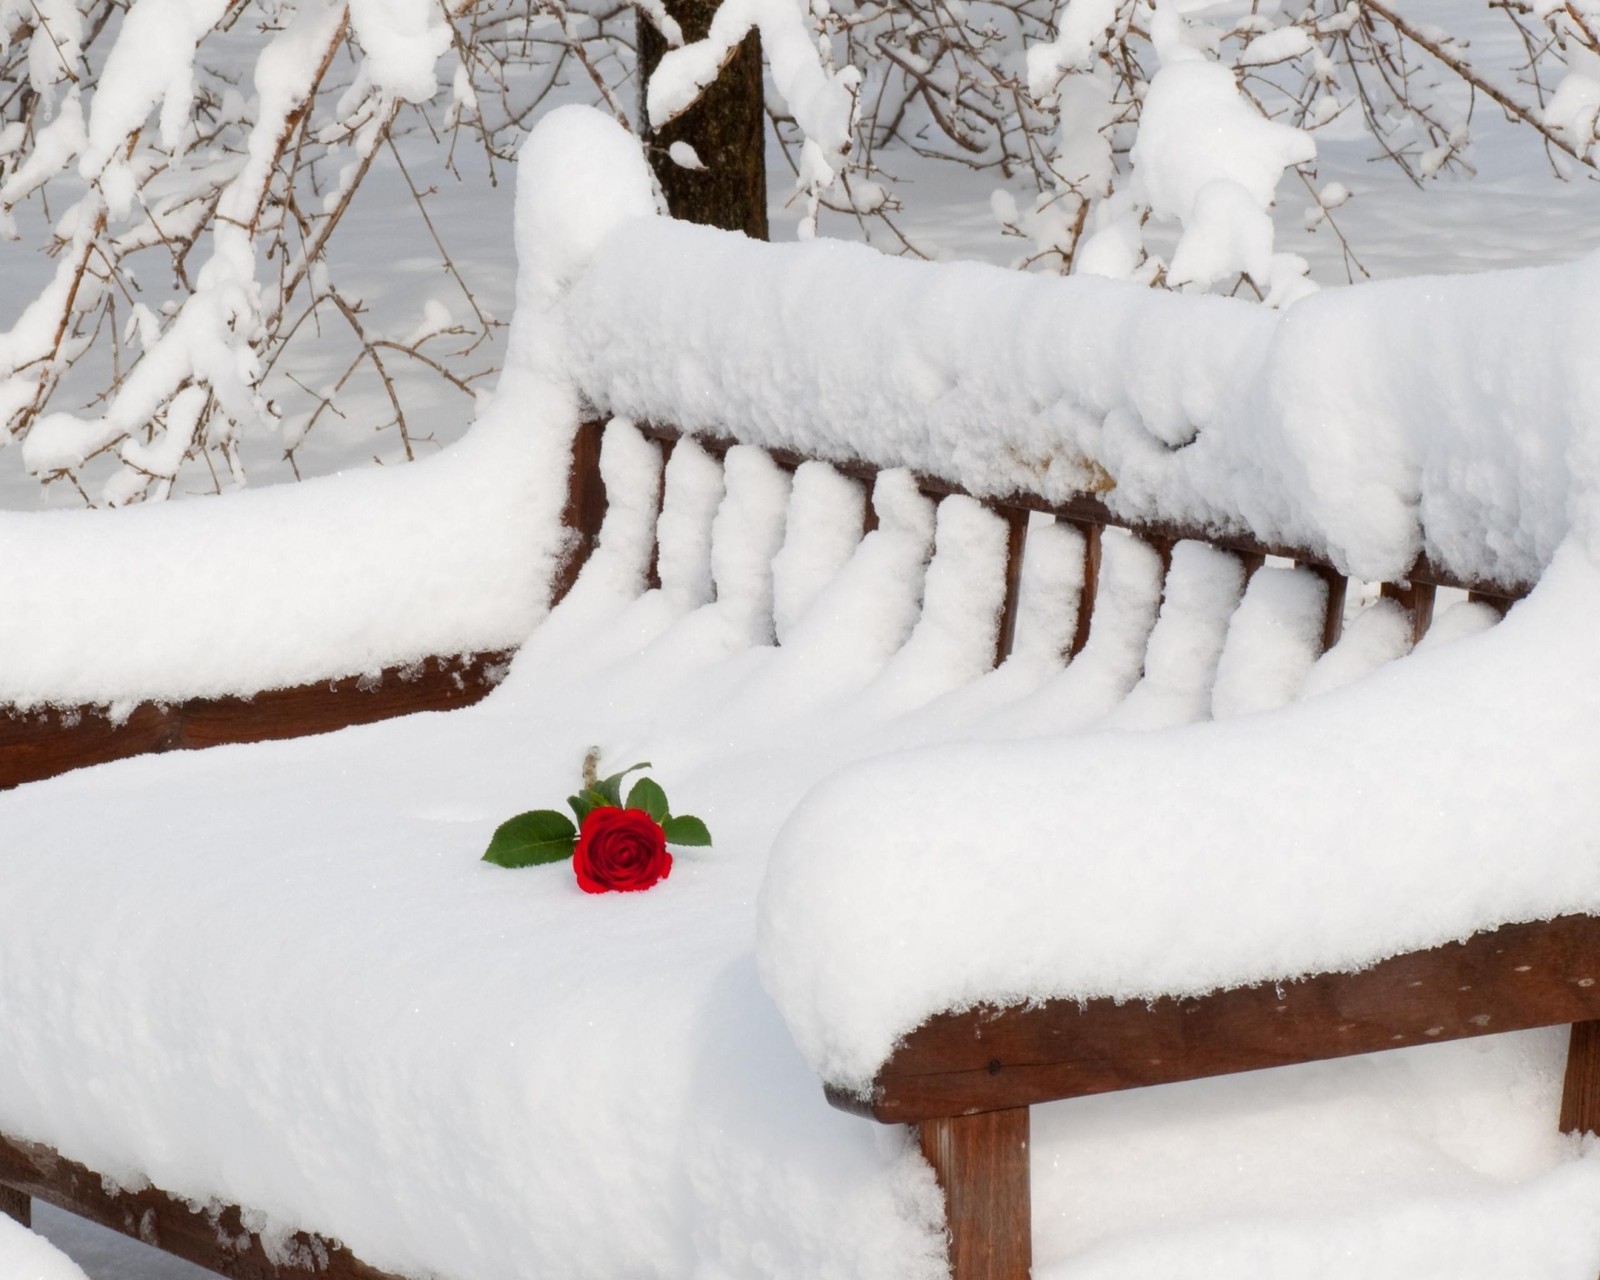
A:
[
  {"xmin": 994, "ymin": 507, "xmax": 1029, "ymax": 667},
  {"xmin": 617, "ymin": 420, "xmax": 1535, "ymax": 601},
  {"xmin": 0, "ymin": 652, "xmax": 511, "ymax": 791},
  {"xmin": 834, "ymin": 915, "xmax": 1600, "ymax": 1125},
  {"xmin": 0, "ymin": 1183, "xmax": 27, "ymax": 1228},
  {"xmin": 0, "ymin": 1133, "xmax": 405, "ymax": 1280},
  {"xmin": 1561, "ymin": 1018, "xmax": 1600, "ymax": 1134}
]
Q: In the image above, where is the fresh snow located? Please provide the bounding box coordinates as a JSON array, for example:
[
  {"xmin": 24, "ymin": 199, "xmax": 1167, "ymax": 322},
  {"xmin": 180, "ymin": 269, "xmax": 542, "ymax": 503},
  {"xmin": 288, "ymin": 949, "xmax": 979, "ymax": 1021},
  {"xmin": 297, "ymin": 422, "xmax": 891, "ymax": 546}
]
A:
[
  {"xmin": 0, "ymin": 1212, "xmax": 90, "ymax": 1280},
  {"xmin": 2, "ymin": 69, "xmax": 1600, "ymax": 1280},
  {"xmin": 5, "ymin": 413, "xmax": 1600, "ymax": 1280},
  {"xmin": 559, "ymin": 192, "xmax": 1600, "ymax": 590}
]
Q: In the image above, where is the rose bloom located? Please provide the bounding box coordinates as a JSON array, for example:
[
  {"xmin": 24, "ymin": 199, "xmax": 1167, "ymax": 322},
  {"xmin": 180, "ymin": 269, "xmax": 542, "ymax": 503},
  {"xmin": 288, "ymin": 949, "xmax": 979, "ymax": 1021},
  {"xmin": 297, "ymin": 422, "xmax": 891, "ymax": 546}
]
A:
[{"xmin": 573, "ymin": 806, "xmax": 673, "ymax": 893}]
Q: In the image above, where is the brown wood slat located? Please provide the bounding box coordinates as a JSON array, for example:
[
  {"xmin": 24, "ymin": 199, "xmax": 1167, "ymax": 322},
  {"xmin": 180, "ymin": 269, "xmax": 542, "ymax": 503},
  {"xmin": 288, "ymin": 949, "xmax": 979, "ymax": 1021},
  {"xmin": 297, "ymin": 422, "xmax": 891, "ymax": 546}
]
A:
[
  {"xmin": 0, "ymin": 1133, "xmax": 405, "ymax": 1279},
  {"xmin": 553, "ymin": 417, "xmax": 608, "ymax": 606},
  {"xmin": 917, "ymin": 1108, "xmax": 1030, "ymax": 1280},
  {"xmin": 1309, "ymin": 563, "xmax": 1348, "ymax": 652},
  {"xmin": 834, "ymin": 915, "xmax": 1600, "ymax": 1124},
  {"xmin": 1561, "ymin": 1019, "xmax": 1600, "ymax": 1136},
  {"xmin": 1381, "ymin": 579, "xmax": 1438, "ymax": 647},
  {"xmin": 0, "ymin": 651, "xmax": 512, "ymax": 791},
  {"xmin": 0, "ymin": 1182, "xmax": 28, "ymax": 1228},
  {"xmin": 1066, "ymin": 520, "xmax": 1101, "ymax": 659},
  {"xmin": 993, "ymin": 507, "xmax": 1029, "ymax": 667},
  {"xmin": 644, "ymin": 434, "xmax": 677, "ymax": 592},
  {"xmin": 0, "ymin": 703, "xmax": 178, "ymax": 790}
]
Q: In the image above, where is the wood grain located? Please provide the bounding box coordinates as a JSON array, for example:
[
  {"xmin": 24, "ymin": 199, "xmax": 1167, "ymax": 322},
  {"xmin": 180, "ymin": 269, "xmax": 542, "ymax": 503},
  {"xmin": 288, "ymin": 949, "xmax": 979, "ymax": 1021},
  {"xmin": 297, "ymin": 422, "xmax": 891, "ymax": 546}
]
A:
[
  {"xmin": 1067, "ymin": 519, "xmax": 1101, "ymax": 659},
  {"xmin": 993, "ymin": 506, "xmax": 1029, "ymax": 667},
  {"xmin": 0, "ymin": 651, "xmax": 512, "ymax": 791},
  {"xmin": 843, "ymin": 915, "xmax": 1600, "ymax": 1124},
  {"xmin": 1561, "ymin": 1018, "xmax": 1600, "ymax": 1136},
  {"xmin": 0, "ymin": 1183, "xmax": 27, "ymax": 1228},
  {"xmin": 918, "ymin": 1109, "xmax": 1030, "ymax": 1280},
  {"xmin": 553, "ymin": 417, "xmax": 608, "ymax": 606},
  {"xmin": 0, "ymin": 1133, "xmax": 405, "ymax": 1279}
]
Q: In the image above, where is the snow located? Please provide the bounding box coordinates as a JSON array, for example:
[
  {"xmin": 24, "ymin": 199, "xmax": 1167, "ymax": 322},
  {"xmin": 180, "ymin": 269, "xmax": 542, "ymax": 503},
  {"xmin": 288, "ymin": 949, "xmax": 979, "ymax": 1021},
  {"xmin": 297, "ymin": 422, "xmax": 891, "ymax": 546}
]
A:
[
  {"xmin": 346, "ymin": 0, "xmax": 451, "ymax": 104},
  {"xmin": 759, "ymin": 538, "xmax": 1600, "ymax": 1096},
  {"xmin": 646, "ymin": 0, "xmax": 858, "ymax": 189},
  {"xmin": 554, "ymin": 120, "xmax": 1600, "ymax": 589},
  {"xmin": 1128, "ymin": 24, "xmax": 1315, "ymax": 288},
  {"xmin": 7, "ymin": 412, "xmax": 1600, "ymax": 1278},
  {"xmin": 0, "ymin": 391, "xmax": 568, "ymax": 706},
  {"xmin": 2, "ymin": 86, "xmax": 1600, "ymax": 1280},
  {"xmin": 1209, "ymin": 564, "xmax": 1326, "ymax": 718},
  {"xmin": 0, "ymin": 1214, "xmax": 90, "ymax": 1280}
]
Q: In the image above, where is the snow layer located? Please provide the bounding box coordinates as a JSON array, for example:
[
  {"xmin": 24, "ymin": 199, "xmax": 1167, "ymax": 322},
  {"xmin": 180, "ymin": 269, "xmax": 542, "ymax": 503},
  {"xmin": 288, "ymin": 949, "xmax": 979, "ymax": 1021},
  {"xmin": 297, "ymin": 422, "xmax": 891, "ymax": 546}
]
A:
[
  {"xmin": 759, "ymin": 539, "xmax": 1600, "ymax": 1095},
  {"xmin": 0, "ymin": 112, "xmax": 619, "ymax": 706},
  {"xmin": 5, "ymin": 105, "xmax": 1600, "ymax": 1280},
  {"xmin": 0, "ymin": 397, "xmax": 564, "ymax": 706},
  {"xmin": 0, "ymin": 1214, "xmax": 90, "ymax": 1280},
  {"xmin": 549, "ymin": 109, "xmax": 1600, "ymax": 588},
  {"xmin": 4, "ymin": 420, "xmax": 1598, "ymax": 1280}
]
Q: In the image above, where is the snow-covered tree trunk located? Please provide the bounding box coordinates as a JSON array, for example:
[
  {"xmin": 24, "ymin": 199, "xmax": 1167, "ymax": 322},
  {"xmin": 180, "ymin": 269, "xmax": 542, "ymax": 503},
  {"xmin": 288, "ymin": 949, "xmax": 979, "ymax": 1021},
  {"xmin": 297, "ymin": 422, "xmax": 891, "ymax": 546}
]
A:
[{"xmin": 639, "ymin": 0, "xmax": 768, "ymax": 238}]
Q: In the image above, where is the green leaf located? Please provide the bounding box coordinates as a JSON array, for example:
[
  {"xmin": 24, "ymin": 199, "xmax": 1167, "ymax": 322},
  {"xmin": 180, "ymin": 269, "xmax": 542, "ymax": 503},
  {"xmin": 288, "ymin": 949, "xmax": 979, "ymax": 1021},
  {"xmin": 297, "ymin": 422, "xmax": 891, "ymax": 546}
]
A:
[
  {"xmin": 568, "ymin": 792, "xmax": 597, "ymax": 825},
  {"xmin": 661, "ymin": 813, "xmax": 712, "ymax": 847},
  {"xmin": 594, "ymin": 761, "xmax": 651, "ymax": 808},
  {"xmin": 482, "ymin": 809, "xmax": 578, "ymax": 868},
  {"xmin": 625, "ymin": 776, "xmax": 670, "ymax": 823}
]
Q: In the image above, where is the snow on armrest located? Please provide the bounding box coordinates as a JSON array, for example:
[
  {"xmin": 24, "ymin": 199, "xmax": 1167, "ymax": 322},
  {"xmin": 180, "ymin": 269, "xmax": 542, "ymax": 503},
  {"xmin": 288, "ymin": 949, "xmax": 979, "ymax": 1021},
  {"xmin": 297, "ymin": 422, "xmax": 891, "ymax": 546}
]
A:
[{"xmin": 756, "ymin": 541, "xmax": 1600, "ymax": 1100}]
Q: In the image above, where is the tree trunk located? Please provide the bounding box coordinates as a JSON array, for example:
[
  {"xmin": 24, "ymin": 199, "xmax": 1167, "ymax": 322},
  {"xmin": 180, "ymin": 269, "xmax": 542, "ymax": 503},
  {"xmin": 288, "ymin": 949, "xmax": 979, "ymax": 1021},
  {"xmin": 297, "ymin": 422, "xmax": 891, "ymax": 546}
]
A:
[{"xmin": 638, "ymin": 2, "xmax": 768, "ymax": 240}]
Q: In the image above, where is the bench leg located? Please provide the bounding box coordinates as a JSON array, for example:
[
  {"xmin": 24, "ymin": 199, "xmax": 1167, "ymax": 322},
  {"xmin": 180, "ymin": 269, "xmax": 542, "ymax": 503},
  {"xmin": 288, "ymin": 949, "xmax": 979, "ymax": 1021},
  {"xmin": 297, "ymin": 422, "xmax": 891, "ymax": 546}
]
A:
[
  {"xmin": 918, "ymin": 1108, "xmax": 1030, "ymax": 1280},
  {"xmin": 1561, "ymin": 1019, "xmax": 1600, "ymax": 1136},
  {"xmin": 0, "ymin": 1183, "xmax": 28, "ymax": 1228}
]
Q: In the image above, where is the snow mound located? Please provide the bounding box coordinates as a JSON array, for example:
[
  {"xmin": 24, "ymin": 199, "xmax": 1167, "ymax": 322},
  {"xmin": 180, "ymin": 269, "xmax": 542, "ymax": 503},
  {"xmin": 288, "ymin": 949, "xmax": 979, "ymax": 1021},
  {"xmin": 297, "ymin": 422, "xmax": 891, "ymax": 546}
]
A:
[
  {"xmin": 536, "ymin": 104, "xmax": 1600, "ymax": 589},
  {"xmin": 759, "ymin": 541, "xmax": 1600, "ymax": 1096},
  {"xmin": 0, "ymin": 1213, "xmax": 90, "ymax": 1280}
]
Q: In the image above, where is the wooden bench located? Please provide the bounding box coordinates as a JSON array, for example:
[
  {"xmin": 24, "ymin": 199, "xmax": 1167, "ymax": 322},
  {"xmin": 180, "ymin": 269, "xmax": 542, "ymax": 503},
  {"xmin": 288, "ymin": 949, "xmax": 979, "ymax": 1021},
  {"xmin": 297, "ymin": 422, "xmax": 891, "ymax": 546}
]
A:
[
  {"xmin": 3, "ymin": 407, "xmax": 1591, "ymax": 1278},
  {"xmin": 554, "ymin": 414, "xmax": 1600, "ymax": 1278},
  {"xmin": 834, "ymin": 918, "xmax": 1600, "ymax": 1280}
]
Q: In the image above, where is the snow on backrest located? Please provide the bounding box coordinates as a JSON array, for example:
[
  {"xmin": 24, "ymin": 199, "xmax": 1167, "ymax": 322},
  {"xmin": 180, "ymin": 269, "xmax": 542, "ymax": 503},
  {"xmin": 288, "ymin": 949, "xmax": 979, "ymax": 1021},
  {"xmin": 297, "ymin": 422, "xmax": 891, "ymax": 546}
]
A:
[{"xmin": 529, "ymin": 107, "xmax": 1597, "ymax": 598}]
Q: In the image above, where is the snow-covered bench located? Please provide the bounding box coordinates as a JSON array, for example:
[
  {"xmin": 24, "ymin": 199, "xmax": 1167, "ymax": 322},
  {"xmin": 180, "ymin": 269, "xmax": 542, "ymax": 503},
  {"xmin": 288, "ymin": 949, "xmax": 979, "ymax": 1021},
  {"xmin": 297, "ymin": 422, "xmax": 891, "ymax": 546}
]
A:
[{"xmin": 4, "ymin": 107, "xmax": 1600, "ymax": 1280}]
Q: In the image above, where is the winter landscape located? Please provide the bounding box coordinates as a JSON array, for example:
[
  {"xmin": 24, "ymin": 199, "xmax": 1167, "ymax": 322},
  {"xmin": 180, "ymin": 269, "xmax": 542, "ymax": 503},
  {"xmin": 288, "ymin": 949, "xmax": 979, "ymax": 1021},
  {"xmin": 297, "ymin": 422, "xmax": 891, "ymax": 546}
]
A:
[{"xmin": 2, "ymin": 0, "xmax": 1600, "ymax": 1277}]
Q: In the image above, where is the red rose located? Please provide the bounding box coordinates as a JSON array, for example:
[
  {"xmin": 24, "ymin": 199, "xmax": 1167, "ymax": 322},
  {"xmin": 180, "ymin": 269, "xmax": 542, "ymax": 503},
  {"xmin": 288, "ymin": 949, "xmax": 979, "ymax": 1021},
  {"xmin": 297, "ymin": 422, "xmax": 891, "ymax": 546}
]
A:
[{"xmin": 573, "ymin": 806, "xmax": 673, "ymax": 893}]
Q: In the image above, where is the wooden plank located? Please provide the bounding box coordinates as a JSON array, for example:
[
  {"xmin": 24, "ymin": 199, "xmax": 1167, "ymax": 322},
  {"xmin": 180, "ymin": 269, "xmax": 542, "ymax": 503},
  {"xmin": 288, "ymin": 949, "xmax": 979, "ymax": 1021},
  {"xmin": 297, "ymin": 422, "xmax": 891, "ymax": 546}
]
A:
[
  {"xmin": 0, "ymin": 1183, "xmax": 28, "ymax": 1228},
  {"xmin": 0, "ymin": 1132, "xmax": 405, "ymax": 1279},
  {"xmin": 1561, "ymin": 1019, "xmax": 1600, "ymax": 1136},
  {"xmin": 993, "ymin": 507, "xmax": 1029, "ymax": 667},
  {"xmin": 0, "ymin": 651, "xmax": 512, "ymax": 791},
  {"xmin": 918, "ymin": 1108, "xmax": 1030, "ymax": 1280},
  {"xmin": 176, "ymin": 653, "xmax": 512, "ymax": 749},
  {"xmin": 0, "ymin": 703, "xmax": 179, "ymax": 791},
  {"xmin": 838, "ymin": 915, "xmax": 1600, "ymax": 1124},
  {"xmin": 1309, "ymin": 563, "xmax": 1348, "ymax": 652},
  {"xmin": 1067, "ymin": 520, "xmax": 1101, "ymax": 659},
  {"xmin": 644, "ymin": 435, "xmax": 677, "ymax": 592},
  {"xmin": 1381, "ymin": 579, "xmax": 1437, "ymax": 647},
  {"xmin": 553, "ymin": 417, "xmax": 608, "ymax": 606}
]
